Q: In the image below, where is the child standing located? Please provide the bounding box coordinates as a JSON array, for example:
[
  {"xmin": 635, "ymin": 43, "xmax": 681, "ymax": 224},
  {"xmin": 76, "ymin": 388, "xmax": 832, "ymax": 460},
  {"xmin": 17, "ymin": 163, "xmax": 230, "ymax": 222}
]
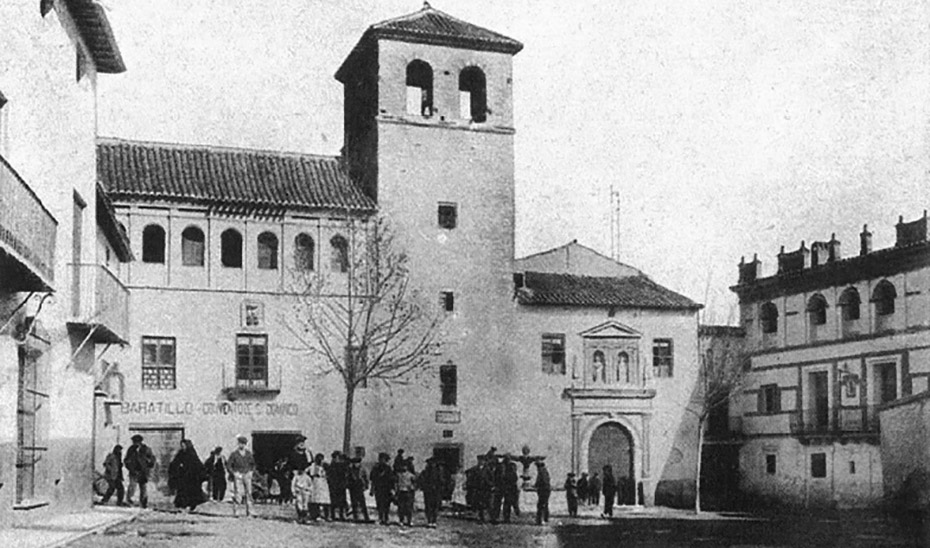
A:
[
  {"xmin": 564, "ymin": 472, "xmax": 578, "ymax": 517},
  {"xmin": 291, "ymin": 467, "xmax": 312, "ymax": 523}
]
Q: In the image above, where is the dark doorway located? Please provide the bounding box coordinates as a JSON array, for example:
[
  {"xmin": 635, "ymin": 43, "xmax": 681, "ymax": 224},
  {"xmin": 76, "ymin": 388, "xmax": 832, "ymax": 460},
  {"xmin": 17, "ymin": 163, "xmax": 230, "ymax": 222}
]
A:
[
  {"xmin": 810, "ymin": 371, "xmax": 829, "ymax": 430},
  {"xmin": 876, "ymin": 363, "xmax": 897, "ymax": 404},
  {"xmin": 252, "ymin": 431, "xmax": 302, "ymax": 475},
  {"xmin": 432, "ymin": 444, "xmax": 462, "ymax": 500},
  {"xmin": 588, "ymin": 423, "xmax": 635, "ymax": 504}
]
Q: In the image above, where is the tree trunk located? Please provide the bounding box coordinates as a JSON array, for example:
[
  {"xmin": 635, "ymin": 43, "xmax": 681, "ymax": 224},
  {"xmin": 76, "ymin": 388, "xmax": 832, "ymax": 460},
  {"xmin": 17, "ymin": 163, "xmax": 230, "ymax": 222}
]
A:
[
  {"xmin": 342, "ymin": 385, "xmax": 355, "ymax": 455},
  {"xmin": 695, "ymin": 417, "xmax": 705, "ymax": 514}
]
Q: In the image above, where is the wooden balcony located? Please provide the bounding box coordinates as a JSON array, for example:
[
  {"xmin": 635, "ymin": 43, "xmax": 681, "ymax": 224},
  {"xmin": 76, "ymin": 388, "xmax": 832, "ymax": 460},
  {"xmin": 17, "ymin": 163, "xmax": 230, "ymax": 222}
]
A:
[
  {"xmin": 221, "ymin": 361, "xmax": 282, "ymax": 400},
  {"xmin": 67, "ymin": 263, "xmax": 130, "ymax": 344},
  {"xmin": 0, "ymin": 154, "xmax": 56, "ymax": 291}
]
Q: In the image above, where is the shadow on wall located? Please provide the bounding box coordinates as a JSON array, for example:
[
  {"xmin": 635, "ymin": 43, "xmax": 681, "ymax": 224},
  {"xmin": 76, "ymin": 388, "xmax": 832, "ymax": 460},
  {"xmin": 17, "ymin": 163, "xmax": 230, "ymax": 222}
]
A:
[{"xmin": 654, "ymin": 380, "xmax": 700, "ymax": 509}]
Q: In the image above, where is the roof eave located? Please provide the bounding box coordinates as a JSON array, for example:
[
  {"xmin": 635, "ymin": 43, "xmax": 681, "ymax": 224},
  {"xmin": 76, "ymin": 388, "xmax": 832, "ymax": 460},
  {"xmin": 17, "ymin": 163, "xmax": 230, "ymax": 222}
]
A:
[
  {"xmin": 96, "ymin": 183, "xmax": 133, "ymax": 262},
  {"xmin": 66, "ymin": 0, "xmax": 126, "ymax": 74},
  {"xmin": 371, "ymin": 28, "xmax": 523, "ymax": 55}
]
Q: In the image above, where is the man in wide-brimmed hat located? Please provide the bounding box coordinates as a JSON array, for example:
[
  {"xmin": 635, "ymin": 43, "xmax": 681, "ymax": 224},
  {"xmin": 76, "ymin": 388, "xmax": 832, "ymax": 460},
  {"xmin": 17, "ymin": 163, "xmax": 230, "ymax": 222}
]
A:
[{"xmin": 124, "ymin": 434, "xmax": 156, "ymax": 509}]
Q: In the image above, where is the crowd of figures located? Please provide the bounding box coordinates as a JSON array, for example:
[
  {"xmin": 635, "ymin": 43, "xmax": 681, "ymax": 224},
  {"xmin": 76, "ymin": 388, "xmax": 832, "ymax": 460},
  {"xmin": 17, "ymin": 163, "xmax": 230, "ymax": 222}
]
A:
[{"xmin": 99, "ymin": 436, "xmax": 629, "ymax": 528}]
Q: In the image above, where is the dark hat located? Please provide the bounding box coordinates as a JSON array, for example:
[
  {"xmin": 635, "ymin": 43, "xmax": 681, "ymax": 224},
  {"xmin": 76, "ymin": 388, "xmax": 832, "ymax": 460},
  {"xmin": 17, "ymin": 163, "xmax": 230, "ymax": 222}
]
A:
[
  {"xmin": 332, "ymin": 450, "xmax": 341, "ymax": 457},
  {"xmin": 236, "ymin": 435, "xmax": 248, "ymax": 444},
  {"xmin": 350, "ymin": 457, "xmax": 362, "ymax": 464},
  {"xmin": 114, "ymin": 444, "xmax": 123, "ymax": 451},
  {"xmin": 296, "ymin": 435, "xmax": 307, "ymax": 443},
  {"xmin": 568, "ymin": 472, "xmax": 575, "ymax": 476},
  {"xmin": 131, "ymin": 434, "xmax": 144, "ymax": 442},
  {"xmin": 378, "ymin": 452, "xmax": 390, "ymax": 460}
]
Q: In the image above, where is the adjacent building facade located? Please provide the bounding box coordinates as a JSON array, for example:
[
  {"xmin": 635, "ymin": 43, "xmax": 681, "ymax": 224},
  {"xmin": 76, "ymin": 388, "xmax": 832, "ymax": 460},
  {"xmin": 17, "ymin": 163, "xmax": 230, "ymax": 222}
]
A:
[
  {"xmin": 0, "ymin": 0, "xmax": 129, "ymax": 528},
  {"xmin": 98, "ymin": 4, "xmax": 706, "ymax": 507},
  {"xmin": 731, "ymin": 212, "xmax": 930, "ymax": 507}
]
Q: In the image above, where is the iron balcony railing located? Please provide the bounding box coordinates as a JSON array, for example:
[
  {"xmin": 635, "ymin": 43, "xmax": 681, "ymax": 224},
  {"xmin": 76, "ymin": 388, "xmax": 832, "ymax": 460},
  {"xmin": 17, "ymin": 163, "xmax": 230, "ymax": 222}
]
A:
[
  {"xmin": 0, "ymin": 154, "xmax": 57, "ymax": 289},
  {"xmin": 221, "ymin": 361, "xmax": 282, "ymax": 398},
  {"xmin": 789, "ymin": 405, "xmax": 881, "ymax": 436},
  {"xmin": 69, "ymin": 263, "xmax": 130, "ymax": 344}
]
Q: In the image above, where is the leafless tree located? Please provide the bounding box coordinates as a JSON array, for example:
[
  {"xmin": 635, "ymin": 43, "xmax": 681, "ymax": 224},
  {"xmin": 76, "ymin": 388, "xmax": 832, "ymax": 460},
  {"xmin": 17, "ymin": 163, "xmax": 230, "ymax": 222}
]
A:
[
  {"xmin": 286, "ymin": 215, "xmax": 444, "ymax": 453},
  {"xmin": 688, "ymin": 322, "xmax": 747, "ymax": 513}
]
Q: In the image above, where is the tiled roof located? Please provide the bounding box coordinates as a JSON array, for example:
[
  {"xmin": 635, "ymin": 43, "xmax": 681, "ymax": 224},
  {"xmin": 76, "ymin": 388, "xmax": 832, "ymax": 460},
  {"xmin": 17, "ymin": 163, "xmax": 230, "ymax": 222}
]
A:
[
  {"xmin": 517, "ymin": 271, "xmax": 702, "ymax": 311},
  {"xmin": 65, "ymin": 0, "xmax": 126, "ymax": 74},
  {"xmin": 97, "ymin": 139, "xmax": 376, "ymax": 214},
  {"xmin": 336, "ymin": 3, "xmax": 522, "ymax": 81}
]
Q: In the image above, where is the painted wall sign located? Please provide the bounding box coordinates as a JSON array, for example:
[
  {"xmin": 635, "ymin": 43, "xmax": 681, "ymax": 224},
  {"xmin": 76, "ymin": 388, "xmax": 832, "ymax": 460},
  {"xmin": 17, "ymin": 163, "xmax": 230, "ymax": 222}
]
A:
[
  {"xmin": 241, "ymin": 300, "xmax": 264, "ymax": 329},
  {"xmin": 435, "ymin": 410, "xmax": 461, "ymax": 424},
  {"xmin": 120, "ymin": 401, "xmax": 299, "ymax": 417}
]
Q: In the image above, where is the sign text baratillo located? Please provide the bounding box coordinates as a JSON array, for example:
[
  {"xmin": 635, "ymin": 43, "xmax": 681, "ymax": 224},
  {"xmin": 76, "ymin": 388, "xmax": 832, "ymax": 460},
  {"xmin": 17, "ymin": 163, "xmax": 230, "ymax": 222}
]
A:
[{"xmin": 119, "ymin": 401, "xmax": 299, "ymax": 417}]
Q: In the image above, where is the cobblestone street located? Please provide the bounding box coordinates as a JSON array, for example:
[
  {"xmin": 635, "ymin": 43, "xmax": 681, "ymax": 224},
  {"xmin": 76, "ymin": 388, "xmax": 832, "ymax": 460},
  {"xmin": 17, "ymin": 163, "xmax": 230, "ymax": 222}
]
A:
[{"xmin": 68, "ymin": 499, "xmax": 919, "ymax": 548}]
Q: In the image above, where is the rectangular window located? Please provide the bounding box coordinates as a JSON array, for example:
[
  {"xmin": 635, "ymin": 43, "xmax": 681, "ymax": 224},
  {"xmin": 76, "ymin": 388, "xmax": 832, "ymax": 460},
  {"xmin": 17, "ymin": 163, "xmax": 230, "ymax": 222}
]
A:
[
  {"xmin": 440, "ymin": 291, "xmax": 455, "ymax": 312},
  {"xmin": 440, "ymin": 364, "xmax": 457, "ymax": 406},
  {"xmin": 765, "ymin": 454, "xmax": 776, "ymax": 475},
  {"xmin": 236, "ymin": 334, "xmax": 268, "ymax": 388},
  {"xmin": 811, "ymin": 453, "xmax": 827, "ymax": 478},
  {"xmin": 541, "ymin": 334, "xmax": 566, "ymax": 375},
  {"xmin": 849, "ymin": 460, "xmax": 856, "ymax": 474},
  {"xmin": 652, "ymin": 339, "xmax": 674, "ymax": 378},
  {"xmin": 758, "ymin": 384, "xmax": 780, "ymax": 414},
  {"xmin": 141, "ymin": 336, "xmax": 176, "ymax": 390},
  {"xmin": 442, "ymin": 430, "xmax": 454, "ymax": 439},
  {"xmin": 438, "ymin": 203, "xmax": 457, "ymax": 229}
]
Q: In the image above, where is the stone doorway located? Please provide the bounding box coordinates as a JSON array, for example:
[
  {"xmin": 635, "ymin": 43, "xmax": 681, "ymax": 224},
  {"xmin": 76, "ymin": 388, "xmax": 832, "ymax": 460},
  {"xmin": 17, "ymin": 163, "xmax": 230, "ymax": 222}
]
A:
[{"xmin": 587, "ymin": 422, "xmax": 635, "ymax": 504}]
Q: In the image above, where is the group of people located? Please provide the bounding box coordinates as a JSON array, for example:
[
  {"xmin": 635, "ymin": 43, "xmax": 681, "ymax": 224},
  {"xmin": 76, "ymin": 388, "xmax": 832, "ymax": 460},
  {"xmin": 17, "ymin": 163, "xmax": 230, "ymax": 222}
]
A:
[
  {"xmin": 99, "ymin": 434, "xmax": 261, "ymax": 516},
  {"xmin": 564, "ymin": 465, "xmax": 622, "ymax": 518},
  {"xmin": 99, "ymin": 435, "xmax": 629, "ymax": 527}
]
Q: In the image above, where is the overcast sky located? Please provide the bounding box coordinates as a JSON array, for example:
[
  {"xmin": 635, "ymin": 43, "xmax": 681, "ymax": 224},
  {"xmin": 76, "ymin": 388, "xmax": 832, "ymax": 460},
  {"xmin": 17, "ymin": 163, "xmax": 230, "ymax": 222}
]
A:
[{"xmin": 98, "ymin": 1, "xmax": 930, "ymax": 323}]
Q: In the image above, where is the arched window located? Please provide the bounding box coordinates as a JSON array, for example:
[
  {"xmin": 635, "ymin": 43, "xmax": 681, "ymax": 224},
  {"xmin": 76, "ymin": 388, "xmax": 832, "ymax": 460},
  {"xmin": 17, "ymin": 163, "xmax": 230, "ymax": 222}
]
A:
[
  {"xmin": 406, "ymin": 60, "xmax": 433, "ymax": 117},
  {"xmin": 807, "ymin": 294, "xmax": 827, "ymax": 326},
  {"xmin": 839, "ymin": 287, "xmax": 861, "ymax": 321},
  {"xmin": 257, "ymin": 232, "xmax": 278, "ymax": 270},
  {"xmin": 760, "ymin": 302, "xmax": 779, "ymax": 334},
  {"xmin": 181, "ymin": 226, "xmax": 205, "ymax": 266},
  {"xmin": 459, "ymin": 66, "xmax": 487, "ymax": 123},
  {"xmin": 872, "ymin": 280, "xmax": 896, "ymax": 316},
  {"xmin": 221, "ymin": 229, "xmax": 242, "ymax": 268},
  {"xmin": 330, "ymin": 235, "xmax": 349, "ymax": 273},
  {"xmin": 618, "ymin": 352, "xmax": 631, "ymax": 384},
  {"xmin": 294, "ymin": 233, "xmax": 314, "ymax": 271},
  {"xmin": 592, "ymin": 350, "xmax": 605, "ymax": 383},
  {"xmin": 142, "ymin": 224, "xmax": 166, "ymax": 263}
]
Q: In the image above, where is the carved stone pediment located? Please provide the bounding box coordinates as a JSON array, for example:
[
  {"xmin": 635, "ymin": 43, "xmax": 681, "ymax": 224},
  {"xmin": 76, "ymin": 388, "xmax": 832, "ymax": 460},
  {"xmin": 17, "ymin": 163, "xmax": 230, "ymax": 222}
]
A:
[{"xmin": 579, "ymin": 320, "xmax": 642, "ymax": 339}]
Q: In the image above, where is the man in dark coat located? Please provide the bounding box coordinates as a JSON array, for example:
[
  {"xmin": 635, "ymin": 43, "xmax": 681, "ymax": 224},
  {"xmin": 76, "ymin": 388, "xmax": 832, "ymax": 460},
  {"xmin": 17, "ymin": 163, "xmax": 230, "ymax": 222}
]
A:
[
  {"xmin": 370, "ymin": 452, "xmax": 395, "ymax": 525},
  {"xmin": 419, "ymin": 456, "xmax": 444, "ymax": 528},
  {"xmin": 473, "ymin": 456, "xmax": 493, "ymax": 522},
  {"xmin": 203, "ymin": 446, "xmax": 227, "ymax": 502},
  {"xmin": 602, "ymin": 465, "xmax": 617, "ymax": 517},
  {"xmin": 501, "ymin": 455, "xmax": 520, "ymax": 523},
  {"xmin": 347, "ymin": 457, "xmax": 370, "ymax": 522},
  {"xmin": 534, "ymin": 460, "xmax": 551, "ymax": 525},
  {"xmin": 328, "ymin": 451, "xmax": 349, "ymax": 520},
  {"xmin": 489, "ymin": 455, "xmax": 505, "ymax": 524},
  {"xmin": 588, "ymin": 472, "xmax": 601, "ymax": 506},
  {"xmin": 100, "ymin": 444, "xmax": 125, "ymax": 505},
  {"xmin": 392, "ymin": 449, "xmax": 406, "ymax": 474},
  {"xmin": 124, "ymin": 434, "xmax": 156, "ymax": 509},
  {"xmin": 577, "ymin": 472, "xmax": 589, "ymax": 506}
]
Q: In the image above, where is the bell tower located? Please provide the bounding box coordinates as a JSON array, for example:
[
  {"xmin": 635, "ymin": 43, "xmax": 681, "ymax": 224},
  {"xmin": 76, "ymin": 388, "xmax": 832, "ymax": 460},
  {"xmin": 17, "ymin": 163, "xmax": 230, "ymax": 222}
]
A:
[{"xmin": 335, "ymin": 3, "xmax": 523, "ymax": 450}]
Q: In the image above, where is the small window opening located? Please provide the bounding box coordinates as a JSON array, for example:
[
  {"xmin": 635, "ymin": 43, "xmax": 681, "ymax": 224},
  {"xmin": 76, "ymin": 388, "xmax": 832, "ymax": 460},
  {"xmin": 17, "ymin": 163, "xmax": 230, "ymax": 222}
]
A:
[
  {"xmin": 459, "ymin": 66, "xmax": 487, "ymax": 122},
  {"xmin": 440, "ymin": 364, "xmax": 457, "ymax": 406},
  {"xmin": 441, "ymin": 291, "xmax": 454, "ymax": 312},
  {"xmin": 442, "ymin": 430, "xmax": 454, "ymax": 439},
  {"xmin": 811, "ymin": 453, "xmax": 827, "ymax": 478},
  {"xmin": 765, "ymin": 454, "xmax": 776, "ymax": 475},
  {"xmin": 257, "ymin": 232, "xmax": 278, "ymax": 270},
  {"xmin": 181, "ymin": 226, "xmax": 205, "ymax": 266},
  {"xmin": 438, "ymin": 203, "xmax": 457, "ymax": 229},
  {"xmin": 221, "ymin": 229, "xmax": 243, "ymax": 268},
  {"xmin": 142, "ymin": 224, "xmax": 166, "ymax": 264},
  {"xmin": 873, "ymin": 280, "xmax": 896, "ymax": 316},
  {"xmin": 807, "ymin": 294, "xmax": 827, "ymax": 326},
  {"xmin": 295, "ymin": 233, "xmax": 315, "ymax": 271},
  {"xmin": 330, "ymin": 235, "xmax": 349, "ymax": 273},
  {"xmin": 839, "ymin": 287, "xmax": 861, "ymax": 321},
  {"xmin": 760, "ymin": 302, "xmax": 779, "ymax": 334},
  {"xmin": 406, "ymin": 60, "xmax": 433, "ymax": 117}
]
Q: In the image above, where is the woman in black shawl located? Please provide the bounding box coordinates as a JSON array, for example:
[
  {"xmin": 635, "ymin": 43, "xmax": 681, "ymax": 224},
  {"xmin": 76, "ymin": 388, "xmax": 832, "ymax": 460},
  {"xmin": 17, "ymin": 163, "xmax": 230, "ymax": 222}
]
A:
[
  {"xmin": 601, "ymin": 464, "xmax": 616, "ymax": 518},
  {"xmin": 169, "ymin": 439, "xmax": 207, "ymax": 512}
]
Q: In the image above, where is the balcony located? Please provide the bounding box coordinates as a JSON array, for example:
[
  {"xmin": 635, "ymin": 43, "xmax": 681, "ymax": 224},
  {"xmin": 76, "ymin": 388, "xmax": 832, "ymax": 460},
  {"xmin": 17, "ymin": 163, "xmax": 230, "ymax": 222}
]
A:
[
  {"xmin": 221, "ymin": 361, "xmax": 282, "ymax": 400},
  {"xmin": 0, "ymin": 154, "xmax": 57, "ymax": 291},
  {"xmin": 67, "ymin": 263, "xmax": 129, "ymax": 344},
  {"xmin": 789, "ymin": 406, "xmax": 880, "ymax": 442}
]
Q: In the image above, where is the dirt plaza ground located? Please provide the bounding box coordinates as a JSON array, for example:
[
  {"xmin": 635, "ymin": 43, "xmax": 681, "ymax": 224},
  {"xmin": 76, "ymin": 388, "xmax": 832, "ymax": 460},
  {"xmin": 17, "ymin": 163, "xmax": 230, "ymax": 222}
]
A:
[{"xmin": 68, "ymin": 498, "xmax": 921, "ymax": 548}]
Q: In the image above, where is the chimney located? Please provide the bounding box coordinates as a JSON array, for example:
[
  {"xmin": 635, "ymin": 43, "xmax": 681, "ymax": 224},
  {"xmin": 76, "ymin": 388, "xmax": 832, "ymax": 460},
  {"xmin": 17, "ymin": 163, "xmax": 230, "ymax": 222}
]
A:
[
  {"xmin": 777, "ymin": 241, "xmax": 810, "ymax": 273},
  {"xmin": 895, "ymin": 210, "xmax": 928, "ymax": 247},
  {"xmin": 827, "ymin": 233, "xmax": 841, "ymax": 262},
  {"xmin": 738, "ymin": 254, "xmax": 761, "ymax": 284},
  {"xmin": 860, "ymin": 224, "xmax": 872, "ymax": 256}
]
